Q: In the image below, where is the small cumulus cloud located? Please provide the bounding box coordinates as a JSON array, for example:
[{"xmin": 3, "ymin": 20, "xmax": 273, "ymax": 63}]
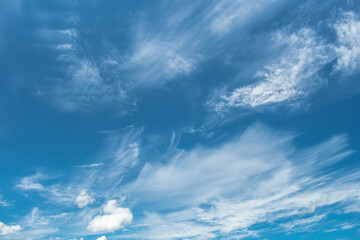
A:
[
  {"xmin": 0, "ymin": 221, "xmax": 21, "ymax": 235},
  {"xmin": 87, "ymin": 200, "xmax": 132, "ymax": 233},
  {"xmin": 96, "ymin": 236, "xmax": 107, "ymax": 240},
  {"xmin": 75, "ymin": 190, "xmax": 94, "ymax": 208}
]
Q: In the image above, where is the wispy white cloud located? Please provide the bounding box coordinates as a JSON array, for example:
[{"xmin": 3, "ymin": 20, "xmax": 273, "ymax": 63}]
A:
[
  {"xmin": 11, "ymin": 127, "xmax": 142, "ymax": 239},
  {"xmin": 35, "ymin": 27, "xmax": 131, "ymax": 112},
  {"xmin": 333, "ymin": 12, "xmax": 360, "ymax": 75},
  {"xmin": 121, "ymin": 2, "xmax": 205, "ymax": 87},
  {"xmin": 76, "ymin": 163, "xmax": 103, "ymax": 168},
  {"xmin": 8, "ymin": 207, "xmax": 64, "ymax": 240},
  {"xmin": 16, "ymin": 173, "xmax": 45, "ymax": 191},
  {"xmin": 122, "ymin": 0, "xmax": 287, "ymax": 88},
  {"xmin": 52, "ymin": 57, "xmax": 128, "ymax": 111},
  {"xmin": 213, "ymin": 28, "xmax": 333, "ymax": 110},
  {"xmin": 32, "ymin": 0, "xmax": 290, "ymax": 112},
  {"xmin": 26, "ymin": 208, "xmax": 51, "ymax": 226},
  {"xmin": 16, "ymin": 127, "xmax": 142, "ymax": 208},
  {"xmin": 16, "ymin": 172, "xmax": 79, "ymax": 206},
  {"xmin": 0, "ymin": 194, "xmax": 10, "ymax": 207},
  {"xmin": 209, "ymin": 11, "xmax": 360, "ymax": 115},
  {"xmin": 126, "ymin": 123, "xmax": 294, "ymax": 208},
  {"xmin": 57, "ymin": 28, "xmax": 78, "ymax": 38},
  {"xmin": 87, "ymin": 200, "xmax": 132, "ymax": 233},
  {"xmin": 125, "ymin": 37, "xmax": 201, "ymax": 86},
  {"xmin": 208, "ymin": 0, "xmax": 283, "ymax": 35},
  {"xmin": 56, "ymin": 43, "xmax": 72, "ymax": 51},
  {"xmin": 119, "ymin": 123, "xmax": 360, "ymax": 239},
  {"xmin": 8, "ymin": 123, "xmax": 360, "ymax": 239},
  {"xmin": 279, "ymin": 214, "xmax": 326, "ymax": 231},
  {"xmin": 341, "ymin": 223, "xmax": 355, "ymax": 230},
  {"xmin": 322, "ymin": 223, "xmax": 357, "ymax": 233}
]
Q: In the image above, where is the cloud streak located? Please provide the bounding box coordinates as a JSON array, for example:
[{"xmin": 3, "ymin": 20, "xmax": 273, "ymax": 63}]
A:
[
  {"xmin": 213, "ymin": 28, "xmax": 333, "ymax": 110},
  {"xmin": 119, "ymin": 123, "xmax": 359, "ymax": 239},
  {"xmin": 10, "ymin": 122, "xmax": 360, "ymax": 239}
]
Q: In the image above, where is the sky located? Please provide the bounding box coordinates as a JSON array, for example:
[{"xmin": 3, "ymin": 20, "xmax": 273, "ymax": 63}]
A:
[{"xmin": 0, "ymin": 0, "xmax": 360, "ymax": 239}]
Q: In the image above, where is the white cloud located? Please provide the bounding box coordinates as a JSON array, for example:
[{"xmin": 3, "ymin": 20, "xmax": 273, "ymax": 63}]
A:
[
  {"xmin": 214, "ymin": 28, "xmax": 332, "ymax": 110},
  {"xmin": 16, "ymin": 172, "xmax": 80, "ymax": 206},
  {"xmin": 16, "ymin": 173, "xmax": 45, "ymax": 191},
  {"xmin": 208, "ymin": 0, "xmax": 282, "ymax": 35},
  {"xmin": 36, "ymin": 27, "xmax": 129, "ymax": 112},
  {"xmin": 15, "ymin": 127, "xmax": 142, "ymax": 210},
  {"xmin": 75, "ymin": 190, "xmax": 94, "ymax": 208},
  {"xmin": 0, "ymin": 194, "xmax": 10, "ymax": 207},
  {"xmin": 7, "ymin": 124, "xmax": 360, "ymax": 239},
  {"xmin": 123, "ymin": 0, "xmax": 287, "ymax": 87},
  {"xmin": 55, "ymin": 59, "xmax": 126, "ymax": 111},
  {"xmin": 126, "ymin": 38, "xmax": 200, "ymax": 86},
  {"xmin": 57, "ymin": 28, "xmax": 78, "ymax": 38},
  {"xmin": 35, "ymin": 0, "xmax": 289, "ymax": 111},
  {"xmin": 126, "ymin": 123, "xmax": 297, "ymax": 208},
  {"xmin": 334, "ymin": 12, "xmax": 360, "ymax": 74},
  {"xmin": 27, "ymin": 208, "xmax": 49, "ymax": 226},
  {"xmin": 129, "ymin": 143, "xmax": 139, "ymax": 158},
  {"xmin": 87, "ymin": 200, "xmax": 132, "ymax": 233},
  {"xmin": 56, "ymin": 44, "xmax": 72, "ymax": 51},
  {"xmin": 96, "ymin": 236, "xmax": 107, "ymax": 240},
  {"xmin": 341, "ymin": 224, "xmax": 355, "ymax": 230},
  {"xmin": 76, "ymin": 163, "xmax": 103, "ymax": 168},
  {"xmin": 90, "ymin": 127, "xmax": 142, "ymax": 190},
  {"xmin": 279, "ymin": 214, "xmax": 326, "ymax": 231},
  {"xmin": 120, "ymin": 3, "xmax": 205, "ymax": 86},
  {"xmin": 121, "ymin": 123, "xmax": 360, "ymax": 238},
  {"xmin": 7, "ymin": 207, "xmax": 69, "ymax": 240},
  {"xmin": 0, "ymin": 221, "xmax": 21, "ymax": 235}
]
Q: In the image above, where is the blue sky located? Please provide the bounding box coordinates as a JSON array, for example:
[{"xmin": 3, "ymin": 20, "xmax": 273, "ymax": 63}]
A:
[{"xmin": 1, "ymin": 0, "xmax": 360, "ymax": 239}]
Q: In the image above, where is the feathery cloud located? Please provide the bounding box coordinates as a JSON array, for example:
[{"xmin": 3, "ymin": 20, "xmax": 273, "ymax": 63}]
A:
[
  {"xmin": 16, "ymin": 173, "xmax": 45, "ymax": 191},
  {"xmin": 122, "ymin": 123, "xmax": 359, "ymax": 239},
  {"xmin": 333, "ymin": 12, "xmax": 360, "ymax": 74},
  {"xmin": 214, "ymin": 28, "xmax": 332, "ymax": 110}
]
